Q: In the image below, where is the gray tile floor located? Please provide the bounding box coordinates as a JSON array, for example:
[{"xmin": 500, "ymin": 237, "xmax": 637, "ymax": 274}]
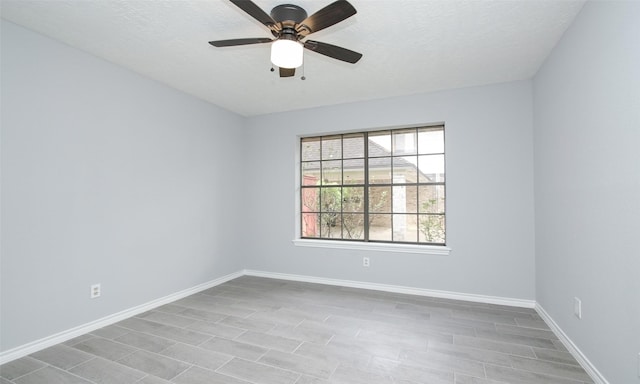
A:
[{"xmin": 1, "ymin": 276, "xmax": 594, "ymax": 384}]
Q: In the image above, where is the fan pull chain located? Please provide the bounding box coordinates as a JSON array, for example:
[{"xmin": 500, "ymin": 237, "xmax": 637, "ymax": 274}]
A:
[{"xmin": 301, "ymin": 60, "xmax": 306, "ymax": 81}]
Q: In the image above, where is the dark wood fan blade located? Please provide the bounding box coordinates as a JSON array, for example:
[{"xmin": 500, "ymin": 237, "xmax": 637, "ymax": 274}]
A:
[
  {"xmin": 230, "ymin": 0, "xmax": 276, "ymax": 28},
  {"xmin": 209, "ymin": 38, "xmax": 272, "ymax": 47},
  {"xmin": 303, "ymin": 40, "xmax": 362, "ymax": 63},
  {"xmin": 297, "ymin": 0, "xmax": 356, "ymax": 35},
  {"xmin": 279, "ymin": 67, "xmax": 296, "ymax": 77}
]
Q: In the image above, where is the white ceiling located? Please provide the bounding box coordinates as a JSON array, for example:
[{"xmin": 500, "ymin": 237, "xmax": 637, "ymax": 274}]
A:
[{"xmin": 1, "ymin": 0, "xmax": 585, "ymax": 116}]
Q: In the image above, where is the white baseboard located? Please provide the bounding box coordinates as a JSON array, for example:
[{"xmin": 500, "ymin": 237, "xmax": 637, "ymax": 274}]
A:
[
  {"xmin": 0, "ymin": 270, "xmax": 243, "ymax": 365},
  {"xmin": 535, "ymin": 303, "xmax": 609, "ymax": 384},
  {"xmin": 243, "ymin": 269, "xmax": 536, "ymax": 309}
]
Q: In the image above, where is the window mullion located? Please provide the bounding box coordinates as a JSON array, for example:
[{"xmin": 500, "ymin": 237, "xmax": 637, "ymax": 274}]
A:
[
  {"xmin": 340, "ymin": 135, "xmax": 344, "ymax": 240},
  {"xmin": 364, "ymin": 133, "xmax": 370, "ymax": 242}
]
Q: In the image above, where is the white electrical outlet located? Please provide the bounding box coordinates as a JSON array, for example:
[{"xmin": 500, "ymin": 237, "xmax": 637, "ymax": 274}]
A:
[
  {"xmin": 363, "ymin": 257, "xmax": 370, "ymax": 267},
  {"xmin": 91, "ymin": 284, "xmax": 101, "ymax": 299},
  {"xmin": 574, "ymin": 297, "xmax": 582, "ymax": 319}
]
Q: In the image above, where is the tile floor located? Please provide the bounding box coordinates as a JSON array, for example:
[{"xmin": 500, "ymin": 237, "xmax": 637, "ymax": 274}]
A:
[{"xmin": 1, "ymin": 276, "xmax": 594, "ymax": 384}]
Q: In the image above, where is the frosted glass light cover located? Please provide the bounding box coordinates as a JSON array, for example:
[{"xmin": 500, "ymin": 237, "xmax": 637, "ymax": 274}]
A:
[{"xmin": 271, "ymin": 39, "xmax": 303, "ymax": 68}]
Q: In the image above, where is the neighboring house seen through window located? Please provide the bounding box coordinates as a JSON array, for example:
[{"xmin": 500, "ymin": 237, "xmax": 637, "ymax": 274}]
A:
[{"xmin": 300, "ymin": 125, "xmax": 446, "ymax": 245}]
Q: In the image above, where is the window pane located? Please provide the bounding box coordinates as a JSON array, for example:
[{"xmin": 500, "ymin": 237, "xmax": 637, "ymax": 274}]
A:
[
  {"xmin": 301, "ymin": 213, "xmax": 319, "ymax": 237},
  {"xmin": 322, "ymin": 160, "xmax": 342, "ymax": 185},
  {"xmin": 418, "ymin": 214, "xmax": 445, "ymax": 244},
  {"xmin": 393, "ymin": 214, "xmax": 418, "ymax": 242},
  {"xmin": 344, "ymin": 159, "xmax": 364, "ymax": 184},
  {"xmin": 343, "ymin": 187, "xmax": 365, "ymax": 213},
  {"xmin": 343, "ymin": 133, "xmax": 364, "ymax": 159},
  {"xmin": 301, "ymin": 137, "xmax": 321, "ymax": 161},
  {"xmin": 418, "ymin": 154, "xmax": 445, "ymax": 183},
  {"xmin": 320, "ymin": 213, "xmax": 341, "ymax": 238},
  {"xmin": 301, "ymin": 187, "xmax": 319, "ymax": 212},
  {"xmin": 343, "ymin": 214, "xmax": 365, "ymax": 240},
  {"xmin": 368, "ymin": 131, "xmax": 391, "ymax": 157},
  {"xmin": 369, "ymin": 214, "xmax": 391, "ymax": 241},
  {"xmin": 322, "ymin": 135, "xmax": 341, "ymax": 160},
  {"xmin": 393, "ymin": 156, "xmax": 417, "ymax": 183},
  {"xmin": 302, "ymin": 161, "xmax": 320, "ymax": 183},
  {"xmin": 392, "ymin": 185, "xmax": 407, "ymax": 213},
  {"xmin": 369, "ymin": 186, "xmax": 391, "ymax": 213},
  {"xmin": 418, "ymin": 185, "xmax": 445, "ymax": 213},
  {"xmin": 369, "ymin": 157, "xmax": 391, "ymax": 184},
  {"xmin": 393, "ymin": 185, "xmax": 417, "ymax": 213},
  {"xmin": 418, "ymin": 127, "xmax": 444, "ymax": 154},
  {"xmin": 393, "ymin": 129, "xmax": 417, "ymax": 155},
  {"xmin": 320, "ymin": 187, "xmax": 341, "ymax": 213}
]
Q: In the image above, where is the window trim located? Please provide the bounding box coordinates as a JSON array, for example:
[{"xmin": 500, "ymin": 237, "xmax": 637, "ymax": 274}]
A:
[
  {"xmin": 292, "ymin": 238, "xmax": 451, "ymax": 255},
  {"xmin": 294, "ymin": 124, "xmax": 450, "ymax": 256}
]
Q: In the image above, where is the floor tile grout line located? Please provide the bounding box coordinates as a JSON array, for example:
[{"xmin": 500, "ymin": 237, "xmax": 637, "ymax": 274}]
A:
[
  {"xmin": 485, "ymin": 361, "xmax": 592, "ymax": 383},
  {"xmin": 135, "ymin": 311, "xmax": 202, "ymax": 330},
  {"xmin": 113, "ymin": 346, "xmax": 196, "ymax": 374},
  {"xmin": 216, "ymin": 356, "xmax": 302, "ymax": 384},
  {"xmin": 289, "ymin": 340, "xmax": 308, "ymax": 356},
  {"xmin": 1, "ymin": 363, "xmax": 49, "ymax": 382},
  {"xmin": 64, "ymin": 355, "xmax": 98, "ymax": 372},
  {"xmin": 119, "ymin": 328, "xmax": 195, "ymax": 351},
  {"xmin": 158, "ymin": 341, "xmax": 236, "ymax": 369},
  {"xmin": 156, "ymin": 340, "xmax": 178, "ymax": 354},
  {"xmin": 46, "ymin": 346, "xmax": 148, "ymax": 383},
  {"xmin": 510, "ymin": 353, "xmax": 596, "ymax": 373},
  {"xmin": 66, "ymin": 367, "xmax": 101, "ymax": 384},
  {"xmin": 232, "ymin": 329, "xmax": 250, "ymax": 341},
  {"xmin": 47, "ymin": 363, "xmax": 103, "ymax": 384},
  {"xmin": 133, "ymin": 373, "xmax": 154, "ymax": 383},
  {"xmin": 167, "ymin": 362, "xmax": 195, "ymax": 382}
]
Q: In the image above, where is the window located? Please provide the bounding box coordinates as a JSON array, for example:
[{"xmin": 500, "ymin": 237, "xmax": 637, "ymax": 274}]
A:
[{"xmin": 300, "ymin": 125, "xmax": 446, "ymax": 246}]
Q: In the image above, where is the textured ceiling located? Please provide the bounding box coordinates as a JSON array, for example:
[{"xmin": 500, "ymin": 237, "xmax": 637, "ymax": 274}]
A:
[{"xmin": 1, "ymin": 0, "xmax": 585, "ymax": 116}]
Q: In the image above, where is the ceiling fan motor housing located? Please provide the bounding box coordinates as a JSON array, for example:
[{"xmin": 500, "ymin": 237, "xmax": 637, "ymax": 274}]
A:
[{"xmin": 270, "ymin": 4, "xmax": 308, "ymax": 24}]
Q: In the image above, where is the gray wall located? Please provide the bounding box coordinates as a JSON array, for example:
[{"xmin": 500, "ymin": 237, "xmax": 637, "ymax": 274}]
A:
[
  {"xmin": 533, "ymin": 2, "xmax": 640, "ymax": 383},
  {"xmin": 245, "ymin": 81, "xmax": 536, "ymax": 300},
  {"xmin": 0, "ymin": 21, "xmax": 246, "ymax": 352}
]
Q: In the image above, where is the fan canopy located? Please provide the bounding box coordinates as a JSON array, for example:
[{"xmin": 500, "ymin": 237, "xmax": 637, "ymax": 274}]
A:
[{"xmin": 271, "ymin": 4, "xmax": 307, "ymax": 25}]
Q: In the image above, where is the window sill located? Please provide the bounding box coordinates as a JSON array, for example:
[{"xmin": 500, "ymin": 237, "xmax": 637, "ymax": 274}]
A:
[{"xmin": 292, "ymin": 239, "xmax": 451, "ymax": 255}]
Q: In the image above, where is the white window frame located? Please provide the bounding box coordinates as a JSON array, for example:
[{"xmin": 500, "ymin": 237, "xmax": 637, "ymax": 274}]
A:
[{"xmin": 293, "ymin": 124, "xmax": 451, "ymax": 256}]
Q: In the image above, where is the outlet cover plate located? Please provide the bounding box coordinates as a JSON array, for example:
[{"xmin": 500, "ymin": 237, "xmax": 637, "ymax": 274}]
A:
[{"xmin": 91, "ymin": 284, "xmax": 101, "ymax": 299}]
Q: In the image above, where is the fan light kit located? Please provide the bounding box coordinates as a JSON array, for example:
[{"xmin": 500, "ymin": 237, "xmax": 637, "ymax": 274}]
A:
[
  {"xmin": 209, "ymin": 0, "xmax": 362, "ymax": 78},
  {"xmin": 271, "ymin": 38, "xmax": 303, "ymax": 68}
]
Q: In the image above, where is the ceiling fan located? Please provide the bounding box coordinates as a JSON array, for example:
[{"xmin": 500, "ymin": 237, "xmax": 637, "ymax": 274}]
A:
[{"xmin": 209, "ymin": 0, "xmax": 363, "ymax": 78}]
